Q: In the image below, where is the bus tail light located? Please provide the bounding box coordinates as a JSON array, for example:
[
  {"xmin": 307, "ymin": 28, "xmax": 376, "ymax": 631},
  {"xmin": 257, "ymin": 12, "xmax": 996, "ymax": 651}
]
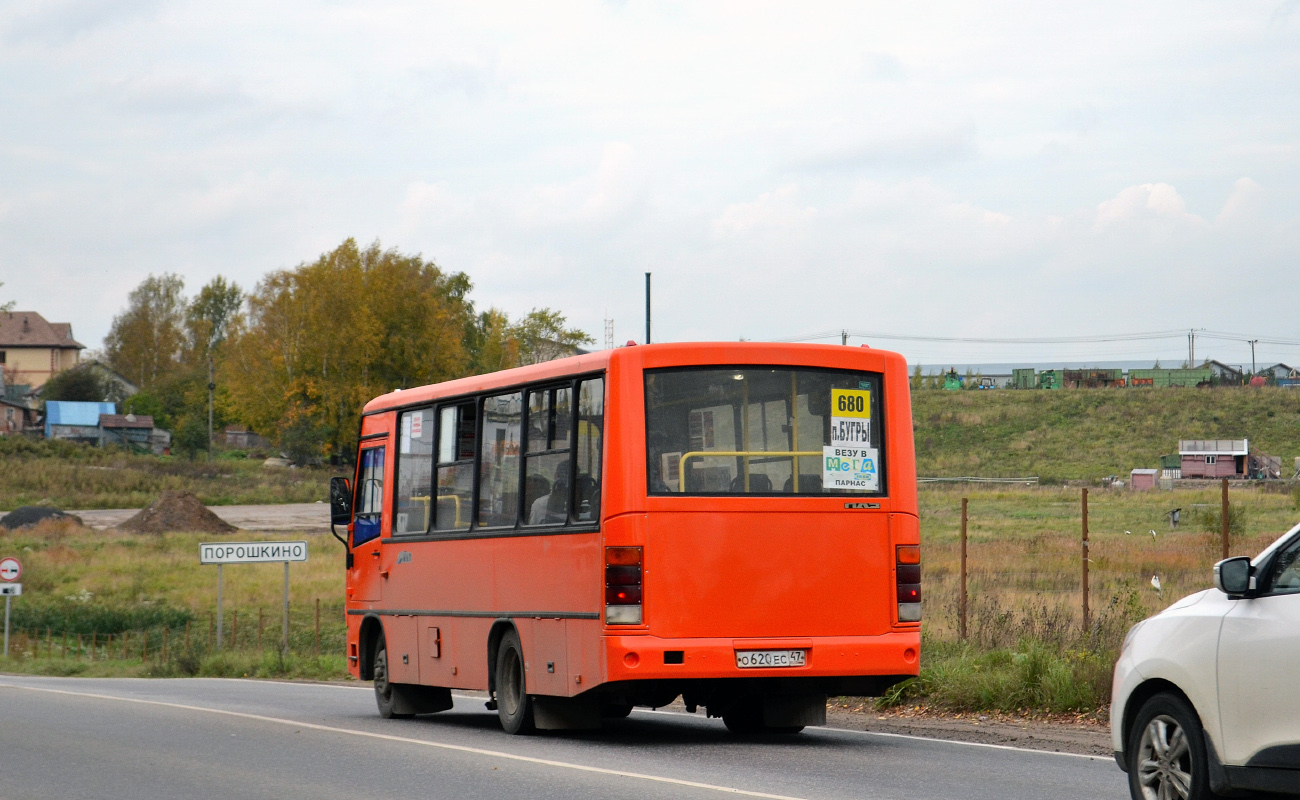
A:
[
  {"xmin": 605, "ymin": 547, "xmax": 642, "ymax": 625},
  {"xmin": 896, "ymin": 545, "xmax": 921, "ymax": 623}
]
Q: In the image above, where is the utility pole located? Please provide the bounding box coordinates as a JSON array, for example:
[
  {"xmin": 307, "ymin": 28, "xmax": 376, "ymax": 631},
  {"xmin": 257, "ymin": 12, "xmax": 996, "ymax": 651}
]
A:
[
  {"xmin": 207, "ymin": 353, "xmax": 215, "ymax": 461},
  {"xmin": 1249, "ymin": 340, "xmax": 1258, "ymax": 375},
  {"xmin": 1188, "ymin": 329, "xmax": 1195, "ymax": 366},
  {"xmin": 841, "ymin": 330, "xmax": 848, "ymax": 346},
  {"xmin": 644, "ymin": 272, "xmax": 651, "ymax": 344}
]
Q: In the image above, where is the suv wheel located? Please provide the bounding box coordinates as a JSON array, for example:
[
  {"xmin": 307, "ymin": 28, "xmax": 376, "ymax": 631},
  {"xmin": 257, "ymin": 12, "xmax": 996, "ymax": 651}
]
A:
[{"xmin": 1128, "ymin": 692, "xmax": 1219, "ymax": 800}]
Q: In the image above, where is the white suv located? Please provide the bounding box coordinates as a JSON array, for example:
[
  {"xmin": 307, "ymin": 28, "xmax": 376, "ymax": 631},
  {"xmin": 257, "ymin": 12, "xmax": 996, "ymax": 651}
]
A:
[{"xmin": 1112, "ymin": 523, "xmax": 1300, "ymax": 798}]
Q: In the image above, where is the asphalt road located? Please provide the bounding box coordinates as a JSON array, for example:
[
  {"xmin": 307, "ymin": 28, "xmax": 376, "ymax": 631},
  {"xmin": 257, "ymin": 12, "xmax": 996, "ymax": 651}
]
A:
[{"xmin": 0, "ymin": 676, "xmax": 1125, "ymax": 800}]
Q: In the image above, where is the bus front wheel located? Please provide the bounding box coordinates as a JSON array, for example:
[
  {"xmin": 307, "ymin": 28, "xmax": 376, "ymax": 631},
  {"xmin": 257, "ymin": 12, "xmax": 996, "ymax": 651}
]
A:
[{"xmin": 494, "ymin": 628, "xmax": 536, "ymax": 735}]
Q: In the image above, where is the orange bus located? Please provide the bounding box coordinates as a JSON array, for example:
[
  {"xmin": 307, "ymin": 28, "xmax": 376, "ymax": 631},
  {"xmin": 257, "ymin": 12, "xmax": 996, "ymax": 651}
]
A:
[{"xmin": 330, "ymin": 342, "xmax": 920, "ymax": 735}]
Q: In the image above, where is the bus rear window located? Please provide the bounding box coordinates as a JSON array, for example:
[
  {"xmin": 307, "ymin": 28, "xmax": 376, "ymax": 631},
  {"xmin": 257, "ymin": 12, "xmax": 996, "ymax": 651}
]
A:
[{"xmin": 645, "ymin": 367, "xmax": 883, "ymax": 495}]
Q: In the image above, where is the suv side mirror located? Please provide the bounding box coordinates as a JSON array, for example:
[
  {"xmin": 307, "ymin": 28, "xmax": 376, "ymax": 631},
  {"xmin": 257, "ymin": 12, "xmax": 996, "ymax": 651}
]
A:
[
  {"xmin": 1214, "ymin": 556, "xmax": 1253, "ymax": 597},
  {"xmin": 330, "ymin": 477, "xmax": 353, "ymax": 526}
]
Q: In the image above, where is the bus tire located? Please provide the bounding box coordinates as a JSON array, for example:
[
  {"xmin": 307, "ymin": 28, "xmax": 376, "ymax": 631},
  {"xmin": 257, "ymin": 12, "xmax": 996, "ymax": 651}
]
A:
[
  {"xmin": 723, "ymin": 701, "xmax": 805, "ymax": 736},
  {"xmin": 373, "ymin": 634, "xmax": 413, "ymax": 720},
  {"xmin": 494, "ymin": 628, "xmax": 535, "ymax": 735}
]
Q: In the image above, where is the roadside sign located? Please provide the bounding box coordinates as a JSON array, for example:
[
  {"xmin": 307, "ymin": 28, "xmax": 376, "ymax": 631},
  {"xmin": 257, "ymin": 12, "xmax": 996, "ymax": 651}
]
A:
[
  {"xmin": 200, "ymin": 542, "xmax": 308, "ymax": 656},
  {"xmin": 0, "ymin": 557, "xmax": 20, "ymax": 582},
  {"xmin": 199, "ymin": 542, "xmax": 308, "ymax": 565},
  {"xmin": 0, "ymin": 584, "xmax": 20, "ymax": 596}
]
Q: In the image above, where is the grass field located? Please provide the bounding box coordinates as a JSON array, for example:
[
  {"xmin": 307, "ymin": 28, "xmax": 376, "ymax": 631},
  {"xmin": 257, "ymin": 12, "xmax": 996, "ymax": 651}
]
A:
[
  {"xmin": 0, "ymin": 523, "xmax": 349, "ymax": 680},
  {"xmin": 0, "ymin": 437, "xmax": 332, "ymax": 511},
  {"xmin": 2, "ymin": 483, "xmax": 1297, "ymax": 712},
  {"xmin": 911, "ymin": 386, "xmax": 1300, "ymax": 480}
]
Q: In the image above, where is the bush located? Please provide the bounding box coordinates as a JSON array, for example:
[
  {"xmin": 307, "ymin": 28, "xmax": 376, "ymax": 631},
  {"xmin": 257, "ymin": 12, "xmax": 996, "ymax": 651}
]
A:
[{"xmin": 12, "ymin": 599, "xmax": 194, "ymax": 636}]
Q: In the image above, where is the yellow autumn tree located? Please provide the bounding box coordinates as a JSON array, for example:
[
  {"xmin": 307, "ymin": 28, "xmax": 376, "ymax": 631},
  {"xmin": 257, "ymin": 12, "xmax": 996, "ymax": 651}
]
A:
[{"xmin": 221, "ymin": 239, "xmax": 475, "ymax": 462}]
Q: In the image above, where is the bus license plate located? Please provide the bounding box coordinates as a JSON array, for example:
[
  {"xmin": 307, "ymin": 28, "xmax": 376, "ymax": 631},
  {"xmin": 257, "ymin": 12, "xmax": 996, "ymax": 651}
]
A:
[{"xmin": 735, "ymin": 649, "xmax": 806, "ymax": 669}]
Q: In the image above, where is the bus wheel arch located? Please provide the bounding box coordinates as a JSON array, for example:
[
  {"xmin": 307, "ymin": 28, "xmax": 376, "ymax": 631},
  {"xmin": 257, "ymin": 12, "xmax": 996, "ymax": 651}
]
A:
[
  {"xmin": 358, "ymin": 614, "xmax": 384, "ymax": 681},
  {"xmin": 485, "ymin": 619, "xmax": 517, "ymax": 705}
]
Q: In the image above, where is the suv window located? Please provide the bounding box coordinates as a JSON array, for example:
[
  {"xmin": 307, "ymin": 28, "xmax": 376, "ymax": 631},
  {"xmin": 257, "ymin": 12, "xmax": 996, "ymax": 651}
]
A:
[{"xmin": 1265, "ymin": 537, "xmax": 1300, "ymax": 595}]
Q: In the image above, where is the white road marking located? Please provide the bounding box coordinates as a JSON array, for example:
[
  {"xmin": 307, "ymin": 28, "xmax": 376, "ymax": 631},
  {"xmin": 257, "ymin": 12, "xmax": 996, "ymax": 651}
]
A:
[
  {"xmin": 0, "ymin": 682, "xmax": 808, "ymax": 800},
  {"xmin": 628, "ymin": 706, "xmax": 1108, "ymax": 761}
]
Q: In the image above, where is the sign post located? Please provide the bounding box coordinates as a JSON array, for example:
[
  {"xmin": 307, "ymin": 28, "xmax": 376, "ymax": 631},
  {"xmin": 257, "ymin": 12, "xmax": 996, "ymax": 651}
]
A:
[
  {"xmin": 1, "ymin": 556, "xmax": 21, "ymax": 658},
  {"xmin": 200, "ymin": 542, "xmax": 307, "ymax": 656}
]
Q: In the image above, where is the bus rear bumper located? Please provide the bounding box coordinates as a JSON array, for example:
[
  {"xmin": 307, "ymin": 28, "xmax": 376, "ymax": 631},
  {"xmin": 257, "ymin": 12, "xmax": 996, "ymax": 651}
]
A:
[{"xmin": 602, "ymin": 631, "xmax": 920, "ymax": 687}]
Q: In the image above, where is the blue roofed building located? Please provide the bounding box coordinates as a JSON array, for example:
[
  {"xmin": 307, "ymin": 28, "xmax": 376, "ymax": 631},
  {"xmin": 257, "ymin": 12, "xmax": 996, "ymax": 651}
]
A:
[{"xmin": 45, "ymin": 401, "xmax": 116, "ymax": 441}]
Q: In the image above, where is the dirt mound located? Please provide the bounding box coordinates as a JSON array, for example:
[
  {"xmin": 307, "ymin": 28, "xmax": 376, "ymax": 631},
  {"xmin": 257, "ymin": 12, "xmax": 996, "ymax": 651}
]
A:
[
  {"xmin": 0, "ymin": 506, "xmax": 84, "ymax": 530},
  {"xmin": 118, "ymin": 491, "xmax": 237, "ymax": 535}
]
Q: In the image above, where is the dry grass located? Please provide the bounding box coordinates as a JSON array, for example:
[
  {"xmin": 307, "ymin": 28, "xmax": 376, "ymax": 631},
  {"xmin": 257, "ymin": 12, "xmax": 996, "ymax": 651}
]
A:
[
  {"xmin": 917, "ymin": 483, "xmax": 1293, "ymax": 638},
  {"xmin": 887, "ymin": 484, "xmax": 1298, "ymax": 713}
]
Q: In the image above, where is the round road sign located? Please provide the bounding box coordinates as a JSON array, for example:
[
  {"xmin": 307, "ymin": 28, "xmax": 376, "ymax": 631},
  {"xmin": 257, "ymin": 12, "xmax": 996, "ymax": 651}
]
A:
[{"xmin": 0, "ymin": 557, "xmax": 21, "ymax": 582}]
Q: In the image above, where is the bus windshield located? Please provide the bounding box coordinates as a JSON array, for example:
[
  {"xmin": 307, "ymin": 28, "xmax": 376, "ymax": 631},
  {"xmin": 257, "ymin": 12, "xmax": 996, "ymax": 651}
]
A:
[{"xmin": 645, "ymin": 366, "xmax": 883, "ymax": 495}]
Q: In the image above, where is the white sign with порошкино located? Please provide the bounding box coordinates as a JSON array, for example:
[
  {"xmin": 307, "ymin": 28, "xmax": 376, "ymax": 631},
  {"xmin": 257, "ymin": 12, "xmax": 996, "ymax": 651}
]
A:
[
  {"xmin": 200, "ymin": 542, "xmax": 307, "ymax": 656},
  {"xmin": 199, "ymin": 542, "xmax": 308, "ymax": 564}
]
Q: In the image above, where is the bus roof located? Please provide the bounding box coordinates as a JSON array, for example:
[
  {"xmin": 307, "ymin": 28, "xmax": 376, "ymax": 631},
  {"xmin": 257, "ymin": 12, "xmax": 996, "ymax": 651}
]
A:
[{"xmin": 361, "ymin": 341, "xmax": 906, "ymax": 415}]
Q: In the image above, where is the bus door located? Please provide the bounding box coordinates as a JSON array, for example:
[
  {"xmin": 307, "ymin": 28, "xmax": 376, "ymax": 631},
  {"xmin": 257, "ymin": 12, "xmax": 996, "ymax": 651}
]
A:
[{"xmin": 350, "ymin": 444, "xmax": 386, "ymax": 602}]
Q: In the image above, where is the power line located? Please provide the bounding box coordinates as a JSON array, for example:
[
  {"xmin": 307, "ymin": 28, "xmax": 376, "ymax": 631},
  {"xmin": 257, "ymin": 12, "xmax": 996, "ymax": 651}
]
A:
[
  {"xmin": 779, "ymin": 328, "xmax": 1300, "ymax": 348},
  {"xmin": 779, "ymin": 328, "xmax": 1193, "ymax": 345}
]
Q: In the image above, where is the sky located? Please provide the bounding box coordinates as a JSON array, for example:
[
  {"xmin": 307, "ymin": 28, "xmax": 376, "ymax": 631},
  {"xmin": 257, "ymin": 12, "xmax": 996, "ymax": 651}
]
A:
[{"xmin": 2, "ymin": 0, "xmax": 1299, "ymax": 367}]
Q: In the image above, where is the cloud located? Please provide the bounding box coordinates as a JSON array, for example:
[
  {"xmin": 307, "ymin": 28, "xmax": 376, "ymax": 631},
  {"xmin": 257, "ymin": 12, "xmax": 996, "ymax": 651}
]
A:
[
  {"xmin": 3, "ymin": 0, "xmax": 159, "ymax": 44},
  {"xmin": 1093, "ymin": 183, "xmax": 1204, "ymax": 231},
  {"xmin": 1215, "ymin": 177, "xmax": 1263, "ymax": 225},
  {"xmin": 712, "ymin": 186, "xmax": 816, "ymax": 237}
]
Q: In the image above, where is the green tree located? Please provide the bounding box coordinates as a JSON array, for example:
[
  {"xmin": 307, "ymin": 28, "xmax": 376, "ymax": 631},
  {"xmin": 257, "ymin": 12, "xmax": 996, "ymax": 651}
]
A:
[
  {"xmin": 508, "ymin": 308, "xmax": 595, "ymax": 366},
  {"xmin": 104, "ymin": 274, "xmax": 188, "ymax": 389},
  {"xmin": 40, "ymin": 365, "xmax": 109, "ymax": 402},
  {"xmin": 185, "ymin": 276, "xmax": 244, "ymax": 363}
]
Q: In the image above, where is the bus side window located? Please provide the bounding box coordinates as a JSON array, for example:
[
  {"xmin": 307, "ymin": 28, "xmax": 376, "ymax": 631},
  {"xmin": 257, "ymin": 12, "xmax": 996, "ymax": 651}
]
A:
[
  {"xmin": 434, "ymin": 404, "xmax": 474, "ymax": 531},
  {"xmin": 394, "ymin": 408, "xmax": 433, "ymax": 535},
  {"xmin": 575, "ymin": 378, "xmax": 603, "ymax": 522},
  {"xmin": 353, "ymin": 446, "xmax": 385, "ymax": 546},
  {"xmin": 524, "ymin": 386, "xmax": 572, "ymax": 526},
  {"xmin": 477, "ymin": 393, "xmax": 522, "ymax": 528}
]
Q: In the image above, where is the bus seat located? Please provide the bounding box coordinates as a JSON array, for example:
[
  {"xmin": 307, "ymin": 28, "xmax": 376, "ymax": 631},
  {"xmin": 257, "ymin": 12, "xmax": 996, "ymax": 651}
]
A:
[
  {"xmin": 730, "ymin": 474, "xmax": 773, "ymax": 493},
  {"xmin": 783, "ymin": 474, "xmax": 824, "ymax": 494}
]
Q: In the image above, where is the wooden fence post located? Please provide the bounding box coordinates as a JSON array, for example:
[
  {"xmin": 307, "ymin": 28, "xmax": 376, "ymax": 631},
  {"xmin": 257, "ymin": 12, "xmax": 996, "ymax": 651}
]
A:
[
  {"xmin": 1221, "ymin": 478, "xmax": 1230, "ymax": 560},
  {"xmin": 185, "ymin": 619, "xmax": 191, "ymax": 651},
  {"xmin": 959, "ymin": 498, "xmax": 968, "ymax": 642},
  {"xmin": 1082, "ymin": 488, "xmax": 1090, "ymax": 630},
  {"xmin": 258, "ymin": 608, "xmax": 264, "ymax": 652},
  {"xmin": 62, "ymin": 631, "xmax": 68, "ymax": 659},
  {"xmin": 141, "ymin": 630, "xmax": 148, "ymax": 662},
  {"xmin": 90, "ymin": 632, "xmax": 97, "ymax": 661},
  {"xmin": 122, "ymin": 631, "xmax": 129, "ymax": 660},
  {"xmin": 209, "ymin": 612, "xmax": 214, "ymax": 649},
  {"xmin": 162, "ymin": 626, "xmax": 169, "ymax": 661},
  {"xmin": 46, "ymin": 628, "xmax": 52, "ymax": 659},
  {"xmin": 315, "ymin": 598, "xmax": 321, "ymax": 656}
]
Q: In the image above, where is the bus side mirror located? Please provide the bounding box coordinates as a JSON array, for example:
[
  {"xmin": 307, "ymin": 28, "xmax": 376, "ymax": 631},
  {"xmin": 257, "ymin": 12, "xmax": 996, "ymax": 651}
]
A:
[
  {"xmin": 1214, "ymin": 556, "xmax": 1252, "ymax": 597},
  {"xmin": 330, "ymin": 477, "xmax": 353, "ymax": 526}
]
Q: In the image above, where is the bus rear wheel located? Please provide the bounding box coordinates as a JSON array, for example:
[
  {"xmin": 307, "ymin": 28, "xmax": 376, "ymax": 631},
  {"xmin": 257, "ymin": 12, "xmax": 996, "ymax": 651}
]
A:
[
  {"xmin": 373, "ymin": 634, "xmax": 413, "ymax": 719},
  {"xmin": 494, "ymin": 629, "xmax": 535, "ymax": 735},
  {"xmin": 722, "ymin": 702, "xmax": 804, "ymax": 736}
]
